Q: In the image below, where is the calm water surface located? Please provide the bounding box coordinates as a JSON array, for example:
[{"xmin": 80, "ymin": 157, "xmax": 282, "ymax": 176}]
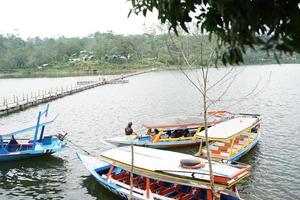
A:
[{"xmin": 0, "ymin": 64, "xmax": 300, "ymax": 200}]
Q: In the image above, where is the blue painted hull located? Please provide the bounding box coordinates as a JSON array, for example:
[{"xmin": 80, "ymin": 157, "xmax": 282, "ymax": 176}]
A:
[
  {"xmin": 0, "ymin": 152, "xmax": 55, "ymax": 162},
  {"xmin": 0, "ymin": 137, "xmax": 66, "ymax": 162},
  {"xmin": 77, "ymin": 153, "xmax": 241, "ymax": 200},
  {"xmin": 227, "ymin": 136, "xmax": 259, "ymax": 162},
  {"xmin": 108, "ymin": 135, "xmax": 202, "ymax": 149}
]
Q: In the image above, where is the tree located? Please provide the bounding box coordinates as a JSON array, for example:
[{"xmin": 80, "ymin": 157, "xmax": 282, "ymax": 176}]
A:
[
  {"xmin": 129, "ymin": 0, "xmax": 300, "ymax": 65},
  {"xmin": 167, "ymin": 31, "xmax": 260, "ymax": 199}
]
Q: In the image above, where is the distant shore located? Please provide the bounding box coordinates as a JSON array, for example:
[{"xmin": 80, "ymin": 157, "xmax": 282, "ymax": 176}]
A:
[{"xmin": 0, "ymin": 62, "xmax": 299, "ymax": 79}]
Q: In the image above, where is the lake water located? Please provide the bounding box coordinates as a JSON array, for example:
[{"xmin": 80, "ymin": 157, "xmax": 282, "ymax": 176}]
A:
[{"xmin": 0, "ymin": 64, "xmax": 299, "ymax": 200}]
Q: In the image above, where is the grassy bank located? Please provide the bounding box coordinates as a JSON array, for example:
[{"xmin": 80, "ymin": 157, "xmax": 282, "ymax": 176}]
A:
[
  {"xmin": 1, "ymin": 58, "xmax": 299, "ymax": 78},
  {"xmin": 0, "ymin": 59, "xmax": 174, "ymax": 78}
]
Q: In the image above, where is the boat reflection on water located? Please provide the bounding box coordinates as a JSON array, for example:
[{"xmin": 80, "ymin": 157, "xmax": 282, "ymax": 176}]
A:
[
  {"xmin": 82, "ymin": 175, "xmax": 116, "ymax": 200},
  {"xmin": 234, "ymin": 143, "xmax": 261, "ymax": 196},
  {"xmin": 0, "ymin": 155, "xmax": 67, "ymax": 199}
]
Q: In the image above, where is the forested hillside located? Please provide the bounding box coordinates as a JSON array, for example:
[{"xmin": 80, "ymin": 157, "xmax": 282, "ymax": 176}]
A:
[{"xmin": 0, "ymin": 32, "xmax": 299, "ymax": 76}]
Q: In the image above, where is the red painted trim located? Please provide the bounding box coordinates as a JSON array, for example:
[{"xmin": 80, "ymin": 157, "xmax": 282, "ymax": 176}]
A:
[
  {"xmin": 143, "ymin": 121, "xmax": 220, "ymax": 129},
  {"xmin": 207, "ymin": 189, "xmax": 213, "ymax": 200},
  {"xmin": 145, "ymin": 177, "xmax": 150, "ymax": 199},
  {"xmin": 106, "ymin": 163, "xmax": 115, "ymax": 180},
  {"xmin": 232, "ymin": 184, "xmax": 237, "ymax": 192},
  {"xmin": 213, "ymin": 176, "xmax": 229, "ymax": 184},
  {"xmin": 229, "ymin": 166, "xmax": 252, "ymax": 179}
]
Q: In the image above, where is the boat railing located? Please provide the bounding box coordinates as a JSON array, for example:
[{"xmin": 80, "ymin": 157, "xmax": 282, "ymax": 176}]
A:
[
  {"xmin": 3, "ymin": 143, "xmax": 33, "ymax": 152},
  {"xmin": 102, "ymin": 174, "xmax": 174, "ymax": 200},
  {"xmin": 158, "ymin": 136, "xmax": 198, "ymax": 142},
  {"xmin": 2, "ymin": 138, "xmax": 31, "ymax": 141}
]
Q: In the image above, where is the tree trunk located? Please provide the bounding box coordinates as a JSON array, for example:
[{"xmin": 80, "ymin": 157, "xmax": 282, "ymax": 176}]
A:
[
  {"xmin": 203, "ymin": 69, "xmax": 217, "ymax": 200},
  {"xmin": 129, "ymin": 143, "xmax": 134, "ymax": 199}
]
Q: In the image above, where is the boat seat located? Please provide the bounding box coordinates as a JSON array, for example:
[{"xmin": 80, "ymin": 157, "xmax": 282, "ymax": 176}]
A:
[
  {"xmin": 152, "ymin": 181, "xmax": 168, "ymax": 193},
  {"xmin": 150, "ymin": 181, "xmax": 162, "ymax": 191},
  {"xmin": 133, "ymin": 178, "xmax": 145, "ymax": 187},
  {"xmin": 42, "ymin": 136, "xmax": 53, "ymax": 145},
  {"xmin": 233, "ymin": 144, "xmax": 242, "ymax": 149},
  {"xmin": 162, "ymin": 182, "xmax": 173, "ymax": 187},
  {"xmin": 210, "ymin": 145, "xmax": 219, "ymax": 151},
  {"xmin": 179, "ymin": 186, "xmax": 191, "ymax": 194},
  {"xmin": 240, "ymin": 133, "xmax": 248, "ymax": 137},
  {"xmin": 214, "ymin": 142, "xmax": 226, "ymax": 147},
  {"xmin": 224, "ymin": 141, "xmax": 232, "ymax": 147},
  {"xmin": 193, "ymin": 188, "xmax": 207, "ymax": 200},
  {"xmin": 219, "ymin": 146, "xmax": 228, "ymax": 151},
  {"xmin": 211, "ymin": 149, "xmax": 221, "ymax": 154},
  {"xmin": 220, "ymin": 151, "xmax": 229, "ymax": 157},
  {"xmin": 236, "ymin": 136, "xmax": 244, "ymax": 140},
  {"xmin": 159, "ymin": 187, "xmax": 174, "ymax": 195},
  {"xmin": 136, "ymin": 180, "xmax": 146, "ymax": 190},
  {"xmin": 118, "ymin": 174, "xmax": 130, "ymax": 183},
  {"xmin": 7, "ymin": 144, "xmax": 20, "ymax": 152},
  {"xmin": 133, "ymin": 176, "xmax": 141, "ymax": 182},
  {"xmin": 238, "ymin": 140, "xmax": 247, "ymax": 145},
  {"xmin": 179, "ymin": 190, "xmax": 194, "ymax": 200},
  {"xmin": 153, "ymin": 186, "xmax": 166, "ymax": 194},
  {"xmin": 6, "ymin": 143, "xmax": 20, "ymax": 146},
  {"xmin": 113, "ymin": 171, "xmax": 127, "ymax": 180},
  {"xmin": 167, "ymin": 190, "xmax": 180, "ymax": 198}
]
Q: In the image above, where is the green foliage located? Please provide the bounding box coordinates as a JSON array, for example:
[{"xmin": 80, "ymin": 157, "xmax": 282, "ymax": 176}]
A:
[
  {"xmin": 0, "ymin": 32, "xmax": 299, "ymax": 76},
  {"xmin": 130, "ymin": 0, "xmax": 300, "ymax": 65}
]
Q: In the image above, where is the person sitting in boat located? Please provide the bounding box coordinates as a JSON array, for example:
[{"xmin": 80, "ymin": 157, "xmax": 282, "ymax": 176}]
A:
[
  {"xmin": 146, "ymin": 129, "xmax": 152, "ymax": 135},
  {"xmin": 125, "ymin": 122, "xmax": 134, "ymax": 135},
  {"xmin": 183, "ymin": 129, "xmax": 190, "ymax": 137},
  {"xmin": 8, "ymin": 136, "xmax": 18, "ymax": 145},
  {"xmin": 166, "ymin": 130, "xmax": 172, "ymax": 138},
  {"xmin": 125, "ymin": 122, "xmax": 140, "ymax": 138},
  {"xmin": 171, "ymin": 130, "xmax": 184, "ymax": 138}
]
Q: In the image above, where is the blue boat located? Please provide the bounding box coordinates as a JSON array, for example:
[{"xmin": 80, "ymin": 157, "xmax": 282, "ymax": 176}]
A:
[
  {"xmin": 0, "ymin": 105, "xmax": 67, "ymax": 162},
  {"xmin": 77, "ymin": 146, "xmax": 252, "ymax": 200}
]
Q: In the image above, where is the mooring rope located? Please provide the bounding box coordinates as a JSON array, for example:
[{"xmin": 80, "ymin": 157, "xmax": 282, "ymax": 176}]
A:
[{"xmin": 61, "ymin": 131, "xmax": 91, "ymax": 155}]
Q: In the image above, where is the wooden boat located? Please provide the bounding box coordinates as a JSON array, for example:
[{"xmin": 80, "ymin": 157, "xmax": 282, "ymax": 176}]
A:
[
  {"xmin": 77, "ymin": 146, "xmax": 252, "ymax": 200},
  {"xmin": 196, "ymin": 114, "xmax": 261, "ymax": 162},
  {"xmin": 105, "ymin": 111, "xmax": 234, "ymax": 149},
  {"xmin": 0, "ymin": 105, "xmax": 67, "ymax": 162}
]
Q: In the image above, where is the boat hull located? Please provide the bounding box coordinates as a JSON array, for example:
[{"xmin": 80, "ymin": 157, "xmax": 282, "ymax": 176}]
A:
[
  {"xmin": 227, "ymin": 133, "xmax": 260, "ymax": 162},
  {"xmin": 106, "ymin": 135, "xmax": 202, "ymax": 149},
  {"xmin": 77, "ymin": 153, "xmax": 241, "ymax": 200},
  {"xmin": 0, "ymin": 137, "xmax": 66, "ymax": 162},
  {"xmin": 0, "ymin": 151, "xmax": 55, "ymax": 162}
]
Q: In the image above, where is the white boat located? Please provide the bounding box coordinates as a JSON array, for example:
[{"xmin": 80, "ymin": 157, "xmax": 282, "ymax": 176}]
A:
[
  {"xmin": 196, "ymin": 114, "xmax": 261, "ymax": 162},
  {"xmin": 77, "ymin": 146, "xmax": 252, "ymax": 200},
  {"xmin": 105, "ymin": 111, "xmax": 234, "ymax": 149}
]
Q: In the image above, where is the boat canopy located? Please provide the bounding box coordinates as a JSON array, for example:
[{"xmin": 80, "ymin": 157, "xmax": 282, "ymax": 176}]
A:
[
  {"xmin": 0, "ymin": 115, "xmax": 58, "ymax": 137},
  {"xmin": 100, "ymin": 146, "xmax": 250, "ymax": 184},
  {"xmin": 142, "ymin": 115, "xmax": 224, "ymax": 130},
  {"xmin": 196, "ymin": 117, "xmax": 259, "ymax": 140}
]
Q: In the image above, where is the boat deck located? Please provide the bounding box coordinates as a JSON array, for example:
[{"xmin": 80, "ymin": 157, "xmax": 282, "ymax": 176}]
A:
[
  {"xmin": 98, "ymin": 169, "xmax": 215, "ymax": 200},
  {"xmin": 202, "ymin": 132, "xmax": 258, "ymax": 160}
]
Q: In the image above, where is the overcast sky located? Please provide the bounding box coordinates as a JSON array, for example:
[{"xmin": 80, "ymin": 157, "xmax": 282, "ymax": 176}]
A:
[{"xmin": 0, "ymin": 0, "xmax": 159, "ymax": 39}]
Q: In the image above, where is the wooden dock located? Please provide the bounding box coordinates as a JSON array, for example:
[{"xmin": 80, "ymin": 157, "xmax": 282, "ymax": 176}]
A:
[{"xmin": 0, "ymin": 69, "xmax": 154, "ymax": 117}]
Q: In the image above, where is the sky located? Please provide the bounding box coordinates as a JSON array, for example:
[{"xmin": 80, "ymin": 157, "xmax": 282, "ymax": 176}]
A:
[{"xmin": 0, "ymin": 0, "xmax": 159, "ymax": 39}]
